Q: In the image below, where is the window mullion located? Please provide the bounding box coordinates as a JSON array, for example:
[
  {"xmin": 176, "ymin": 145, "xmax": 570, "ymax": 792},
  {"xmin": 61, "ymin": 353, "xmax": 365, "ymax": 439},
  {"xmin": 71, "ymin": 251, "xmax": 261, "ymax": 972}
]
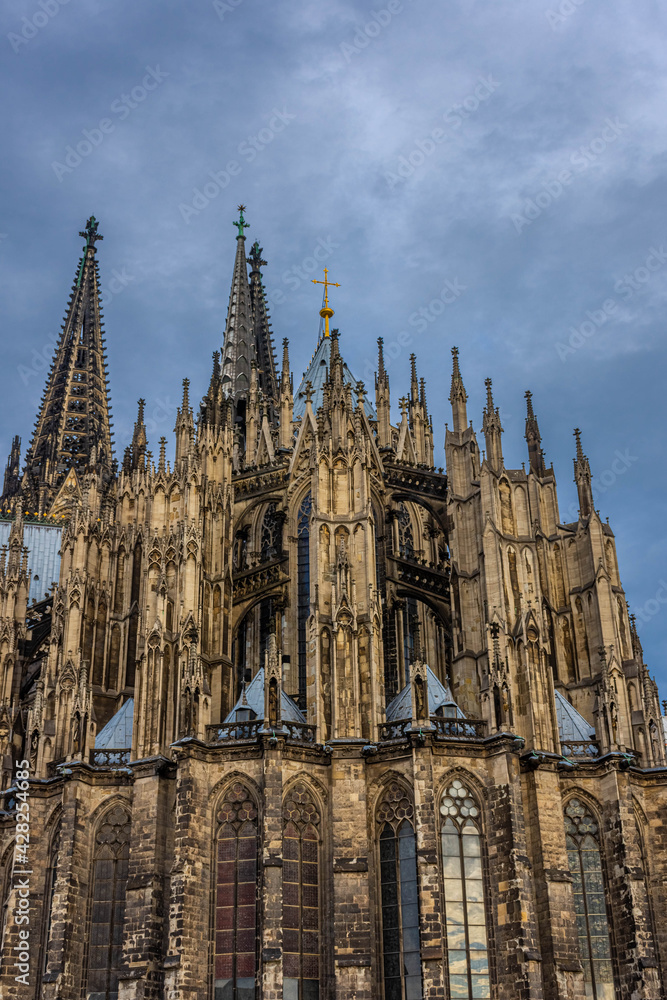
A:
[{"xmin": 458, "ymin": 826, "xmax": 472, "ymax": 1000}]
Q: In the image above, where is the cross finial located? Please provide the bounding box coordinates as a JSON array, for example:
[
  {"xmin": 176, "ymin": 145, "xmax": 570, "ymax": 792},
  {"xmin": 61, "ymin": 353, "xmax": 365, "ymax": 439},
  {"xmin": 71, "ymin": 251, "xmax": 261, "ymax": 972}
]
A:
[
  {"xmin": 233, "ymin": 205, "xmax": 250, "ymax": 238},
  {"xmin": 312, "ymin": 267, "xmax": 341, "ymax": 338},
  {"xmin": 79, "ymin": 216, "xmax": 103, "ymax": 250}
]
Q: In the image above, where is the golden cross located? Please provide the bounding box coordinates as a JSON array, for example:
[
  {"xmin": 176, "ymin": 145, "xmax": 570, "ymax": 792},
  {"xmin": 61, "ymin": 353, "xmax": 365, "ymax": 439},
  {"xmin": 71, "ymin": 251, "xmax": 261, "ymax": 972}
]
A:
[{"xmin": 312, "ymin": 268, "xmax": 341, "ymax": 338}]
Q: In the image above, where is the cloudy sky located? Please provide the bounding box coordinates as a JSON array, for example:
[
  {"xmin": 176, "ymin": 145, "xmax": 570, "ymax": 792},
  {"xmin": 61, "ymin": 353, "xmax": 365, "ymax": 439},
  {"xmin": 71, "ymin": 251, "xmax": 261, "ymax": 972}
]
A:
[{"xmin": 2, "ymin": 0, "xmax": 667, "ymax": 694}]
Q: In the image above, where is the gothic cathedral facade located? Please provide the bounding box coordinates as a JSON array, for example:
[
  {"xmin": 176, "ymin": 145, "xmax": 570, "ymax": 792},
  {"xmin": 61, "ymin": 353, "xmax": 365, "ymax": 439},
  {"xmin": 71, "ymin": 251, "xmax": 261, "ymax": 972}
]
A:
[{"xmin": 0, "ymin": 212, "xmax": 665, "ymax": 1000}]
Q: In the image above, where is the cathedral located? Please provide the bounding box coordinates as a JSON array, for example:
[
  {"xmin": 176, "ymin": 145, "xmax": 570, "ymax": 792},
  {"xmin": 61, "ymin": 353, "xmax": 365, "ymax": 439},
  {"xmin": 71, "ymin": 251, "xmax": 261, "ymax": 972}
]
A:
[{"xmin": 0, "ymin": 209, "xmax": 665, "ymax": 1000}]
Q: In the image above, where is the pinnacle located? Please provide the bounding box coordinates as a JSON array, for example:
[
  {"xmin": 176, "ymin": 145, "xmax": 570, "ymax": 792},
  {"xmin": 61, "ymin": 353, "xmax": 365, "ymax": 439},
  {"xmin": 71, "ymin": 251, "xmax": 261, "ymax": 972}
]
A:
[
  {"xmin": 449, "ymin": 346, "xmax": 467, "ymax": 403},
  {"xmin": 525, "ymin": 390, "xmax": 535, "ymax": 420},
  {"xmin": 484, "ymin": 378, "xmax": 495, "ymax": 413}
]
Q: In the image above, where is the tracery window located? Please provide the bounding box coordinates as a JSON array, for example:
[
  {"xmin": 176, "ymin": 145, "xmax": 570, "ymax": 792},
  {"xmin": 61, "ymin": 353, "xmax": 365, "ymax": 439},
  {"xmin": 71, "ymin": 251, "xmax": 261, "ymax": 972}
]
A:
[
  {"xmin": 260, "ymin": 503, "xmax": 281, "ymax": 561},
  {"xmin": 86, "ymin": 805, "xmax": 131, "ymax": 1000},
  {"xmin": 213, "ymin": 783, "xmax": 259, "ymax": 1000},
  {"xmin": 440, "ymin": 779, "xmax": 490, "ymax": 1000},
  {"xmin": 38, "ymin": 819, "xmax": 61, "ymax": 991},
  {"xmin": 397, "ymin": 503, "xmax": 414, "ymax": 559},
  {"xmin": 283, "ymin": 782, "xmax": 321, "ymax": 1000},
  {"xmin": 297, "ymin": 494, "xmax": 312, "ymax": 710},
  {"xmin": 377, "ymin": 783, "xmax": 423, "ymax": 1000},
  {"xmin": 564, "ymin": 799, "xmax": 616, "ymax": 1000}
]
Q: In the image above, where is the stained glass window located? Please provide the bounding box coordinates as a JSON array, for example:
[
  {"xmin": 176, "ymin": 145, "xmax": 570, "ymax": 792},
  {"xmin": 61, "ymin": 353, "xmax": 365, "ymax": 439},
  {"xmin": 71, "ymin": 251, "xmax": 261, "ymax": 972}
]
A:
[
  {"xmin": 297, "ymin": 494, "xmax": 312, "ymax": 711},
  {"xmin": 283, "ymin": 782, "xmax": 320, "ymax": 1000},
  {"xmin": 564, "ymin": 799, "xmax": 616, "ymax": 1000},
  {"xmin": 440, "ymin": 780, "xmax": 490, "ymax": 1000},
  {"xmin": 377, "ymin": 783, "xmax": 423, "ymax": 1000},
  {"xmin": 213, "ymin": 783, "xmax": 258, "ymax": 1000},
  {"xmin": 86, "ymin": 805, "xmax": 131, "ymax": 1000},
  {"xmin": 38, "ymin": 820, "xmax": 61, "ymax": 991}
]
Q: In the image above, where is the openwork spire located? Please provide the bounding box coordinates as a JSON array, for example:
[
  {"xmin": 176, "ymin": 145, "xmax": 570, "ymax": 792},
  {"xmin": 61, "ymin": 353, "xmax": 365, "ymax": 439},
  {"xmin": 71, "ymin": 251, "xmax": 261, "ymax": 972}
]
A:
[
  {"xmin": 20, "ymin": 216, "xmax": 113, "ymax": 511},
  {"xmin": 248, "ymin": 240, "xmax": 278, "ymax": 420},
  {"xmin": 221, "ymin": 206, "xmax": 255, "ymax": 400},
  {"xmin": 524, "ymin": 390, "xmax": 545, "ymax": 476},
  {"xmin": 573, "ymin": 428, "xmax": 593, "ymax": 518}
]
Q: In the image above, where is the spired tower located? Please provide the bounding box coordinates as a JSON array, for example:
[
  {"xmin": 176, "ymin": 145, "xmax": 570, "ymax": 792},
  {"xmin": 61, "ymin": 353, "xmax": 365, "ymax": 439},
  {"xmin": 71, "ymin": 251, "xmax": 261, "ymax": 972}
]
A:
[{"xmin": 0, "ymin": 210, "xmax": 665, "ymax": 1000}]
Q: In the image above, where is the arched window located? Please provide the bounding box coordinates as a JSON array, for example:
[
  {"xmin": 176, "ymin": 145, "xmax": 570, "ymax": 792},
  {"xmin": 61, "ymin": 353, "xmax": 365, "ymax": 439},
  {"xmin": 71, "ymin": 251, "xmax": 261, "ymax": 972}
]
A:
[
  {"xmin": 86, "ymin": 805, "xmax": 131, "ymax": 1000},
  {"xmin": 213, "ymin": 783, "xmax": 259, "ymax": 1000},
  {"xmin": 297, "ymin": 494, "xmax": 312, "ymax": 711},
  {"xmin": 260, "ymin": 503, "xmax": 281, "ymax": 561},
  {"xmin": 397, "ymin": 503, "xmax": 414, "ymax": 559},
  {"xmin": 564, "ymin": 799, "xmax": 616, "ymax": 1000},
  {"xmin": 283, "ymin": 782, "xmax": 321, "ymax": 999},
  {"xmin": 37, "ymin": 819, "xmax": 61, "ymax": 993},
  {"xmin": 440, "ymin": 779, "xmax": 490, "ymax": 1000},
  {"xmin": 377, "ymin": 783, "xmax": 423, "ymax": 1000}
]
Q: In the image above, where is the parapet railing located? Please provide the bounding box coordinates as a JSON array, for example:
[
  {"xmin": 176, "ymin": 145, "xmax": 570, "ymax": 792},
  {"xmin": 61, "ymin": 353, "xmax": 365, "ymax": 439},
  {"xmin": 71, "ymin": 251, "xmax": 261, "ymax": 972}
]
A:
[
  {"xmin": 560, "ymin": 739, "xmax": 600, "ymax": 758},
  {"xmin": 90, "ymin": 748, "xmax": 131, "ymax": 767},
  {"xmin": 378, "ymin": 716, "xmax": 488, "ymax": 742}
]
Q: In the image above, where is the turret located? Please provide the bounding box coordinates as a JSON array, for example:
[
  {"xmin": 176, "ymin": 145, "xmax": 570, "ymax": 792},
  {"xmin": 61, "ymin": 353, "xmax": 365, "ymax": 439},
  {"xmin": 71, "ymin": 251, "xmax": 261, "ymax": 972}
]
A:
[
  {"xmin": 482, "ymin": 378, "xmax": 503, "ymax": 472},
  {"xmin": 573, "ymin": 427, "xmax": 593, "ymax": 518},
  {"xmin": 448, "ymin": 346, "xmax": 468, "ymax": 434},
  {"xmin": 524, "ymin": 391, "xmax": 546, "ymax": 476}
]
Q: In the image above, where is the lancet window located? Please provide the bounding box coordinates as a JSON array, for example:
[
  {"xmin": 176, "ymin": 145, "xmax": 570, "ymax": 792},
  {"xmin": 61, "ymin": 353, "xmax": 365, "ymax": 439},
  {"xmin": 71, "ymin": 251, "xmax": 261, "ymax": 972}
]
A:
[
  {"xmin": 397, "ymin": 503, "xmax": 414, "ymax": 559},
  {"xmin": 564, "ymin": 799, "xmax": 616, "ymax": 1000},
  {"xmin": 260, "ymin": 503, "xmax": 281, "ymax": 561},
  {"xmin": 377, "ymin": 783, "xmax": 423, "ymax": 1000},
  {"xmin": 38, "ymin": 819, "xmax": 61, "ymax": 990},
  {"xmin": 440, "ymin": 779, "xmax": 490, "ymax": 1000},
  {"xmin": 85, "ymin": 805, "xmax": 131, "ymax": 1000},
  {"xmin": 283, "ymin": 782, "xmax": 321, "ymax": 1000},
  {"xmin": 213, "ymin": 783, "xmax": 259, "ymax": 1000},
  {"xmin": 297, "ymin": 494, "xmax": 312, "ymax": 710}
]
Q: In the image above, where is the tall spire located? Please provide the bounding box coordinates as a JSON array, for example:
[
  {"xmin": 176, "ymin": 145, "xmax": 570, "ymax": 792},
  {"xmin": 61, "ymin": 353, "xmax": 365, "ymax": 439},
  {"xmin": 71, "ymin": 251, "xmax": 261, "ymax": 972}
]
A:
[
  {"xmin": 21, "ymin": 216, "xmax": 113, "ymax": 511},
  {"xmin": 449, "ymin": 347, "xmax": 468, "ymax": 434},
  {"xmin": 1, "ymin": 436, "xmax": 22, "ymax": 510},
  {"xmin": 221, "ymin": 205, "xmax": 255, "ymax": 401},
  {"xmin": 524, "ymin": 390, "xmax": 546, "ymax": 476},
  {"xmin": 248, "ymin": 239, "xmax": 279, "ymax": 422},
  {"xmin": 573, "ymin": 428, "xmax": 593, "ymax": 518},
  {"xmin": 482, "ymin": 378, "xmax": 503, "ymax": 471}
]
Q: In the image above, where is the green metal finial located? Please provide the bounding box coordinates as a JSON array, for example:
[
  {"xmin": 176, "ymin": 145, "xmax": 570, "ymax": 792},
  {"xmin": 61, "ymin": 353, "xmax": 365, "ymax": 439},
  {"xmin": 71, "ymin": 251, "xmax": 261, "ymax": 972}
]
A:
[
  {"xmin": 233, "ymin": 205, "xmax": 250, "ymax": 238},
  {"xmin": 76, "ymin": 216, "xmax": 103, "ymax": 287}
]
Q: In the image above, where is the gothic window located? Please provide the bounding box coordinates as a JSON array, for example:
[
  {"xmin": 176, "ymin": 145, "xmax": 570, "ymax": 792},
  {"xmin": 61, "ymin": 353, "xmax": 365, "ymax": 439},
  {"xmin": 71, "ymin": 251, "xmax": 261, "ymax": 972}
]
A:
[
  {"xmin": 440, "ymin": 779, "xmax": 490, "ymax": 1000},
  {"xmin": 213, "ymin": 783, "xmax": 259, "ymax": 1000},
  {"xmin": 397, "ymin": 503, "xmax": 414, "ymax": 559},
  {"xmin": 377, "ymin": 783, "xmax": 423, "ymax": 1000},
  {"xmin": 260, "ymin": 503, "xmax": 281, "ymax": 561},
  {"xmin": 297, "ymin": 494, "xmax": 312, "ymax": 711},
  {"xmin": 259, "ymin": 597, "xmax": 275, "ymax": 667},
  {"xmin": 564, "ymin": 799, "xmax": 616, "ymax": 1000},
  {"xmin": 38, "ymin": 819, "xmax": 61, "ymax": 992},
  {"xmin": 86, "ymin": 805, "xmax": 131, "ymax": 1000},
  {"xmin": 283, "ymin": 782, "xmax": 321, "ymax": 1000},
  {"xmin": 402, "ymin": 597, "xmax": 419, "ymax": 688}
]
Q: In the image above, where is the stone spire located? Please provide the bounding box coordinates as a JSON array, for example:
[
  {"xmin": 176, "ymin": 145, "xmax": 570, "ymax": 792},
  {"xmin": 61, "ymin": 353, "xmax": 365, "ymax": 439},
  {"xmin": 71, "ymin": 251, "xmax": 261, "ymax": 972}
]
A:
[
  {"xmin": 220, "ymin": 205, "xmax": 255, "ymax": 402},
  {"xmin": 174, "ymin": 378, "xmax": 194, "ymax": 467},
  {"xmin": 247, "ymin": 239, "xmax": 279, "ymax": 421},
  {"xmin": 21, "ymin": 217, "xmax": 113, "ymax": 511},
  {"xmin": 482, "ymin": 378, "xmax": 503, "ymax": 471},
  {"xmin": 130, "ymin": 399, "xmax": 147, "ymax": 471},
  {"xmin": 449, "ymin": 347, "xmax": 468, "ymax": 434},
  {"xmin": 524, "ymin": 390, "xmax": 545, "ymax": 476},
  {"xmin": 573, "ymin": 427, "xmax": 593, "ymax": 518},
  {"xmin": 0, "ymin": 436, "xmax": 22, "ymax": 510},
  {"xmin": 279, "ymin": 339, "xmax": 293, "ymax": 451}
]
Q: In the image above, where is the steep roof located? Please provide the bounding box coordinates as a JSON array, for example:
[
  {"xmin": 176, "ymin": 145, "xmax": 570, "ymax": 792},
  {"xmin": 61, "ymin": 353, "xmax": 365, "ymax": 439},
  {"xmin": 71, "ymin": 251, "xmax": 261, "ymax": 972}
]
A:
[
  {"xmin": 96, "ymin": 698, "xmax": 134, "ymax": 749},
  {"xmin": 386, "ymin": 665, "xmax": 464, "ymax": 721},
  {"xmin": 293, "ymin": 334, "xmax": 376, "ymax": 421},
  {"xmin": 223, "ymin": 667, "xmax": 306, "ymax": 724},
  {"xmin": 554, "ymin": 690, "xmax": 595, "ymax": 741}
]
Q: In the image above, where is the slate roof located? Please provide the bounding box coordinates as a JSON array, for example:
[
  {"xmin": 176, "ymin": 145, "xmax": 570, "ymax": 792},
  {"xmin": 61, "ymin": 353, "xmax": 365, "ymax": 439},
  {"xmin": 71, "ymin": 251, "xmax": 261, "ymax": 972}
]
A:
[
  {"xmin": 554, "ymin": 689, "xmax": 595, "ymax": 741},
  {"xmin": 96, "ymin": 698, "xmax": 134, "ymax": 749},
  {"xmin": 223, "ymin": 667, "xmax": 306, "ymax": 724},
  {"xmin": 293, "ymin": 335, "xmax": 376, "ymax": 422},
  {"xmin": 386, "ymin": 665, "xmax": 464, "ymax": 721}
]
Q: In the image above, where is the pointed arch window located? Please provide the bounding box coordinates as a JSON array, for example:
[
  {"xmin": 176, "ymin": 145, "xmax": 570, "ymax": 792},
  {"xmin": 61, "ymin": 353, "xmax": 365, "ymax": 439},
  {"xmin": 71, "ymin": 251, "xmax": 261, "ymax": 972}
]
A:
[
  {"xmin": 377, "ymin": 783, "xmax": 423, "ymax": 1000},
  {"xmin": 86, "ymin": 805, "xmax": 131, "ymax": 1000},
  {"xmin": 297, "ymin": 494, "xmax": 312, "ymax": 710},
  {"xmin": 261, "ymin": 503, "xmax": 281, "ymax": 561},
  {"xmin": 564, "ymin": 799, "xmax": 616, "ymax": 1000},
  {"xmin": 397, "ymin": 503, "xmax": 414, "ymax": 559},
  {"xmin": 283, "ymin": 782, "xmax": 321, "ymax": 999},
  {"xmin": 440, "ymin": 779, "xmax": 490, "ymax": 1000},
  {"xmin": 214, "ymin": 783, "xmax": 259, "ymax": 1000},
  {"xmin": 37, "ymin": 819, "xmax": 61, "ymax": 993}
]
